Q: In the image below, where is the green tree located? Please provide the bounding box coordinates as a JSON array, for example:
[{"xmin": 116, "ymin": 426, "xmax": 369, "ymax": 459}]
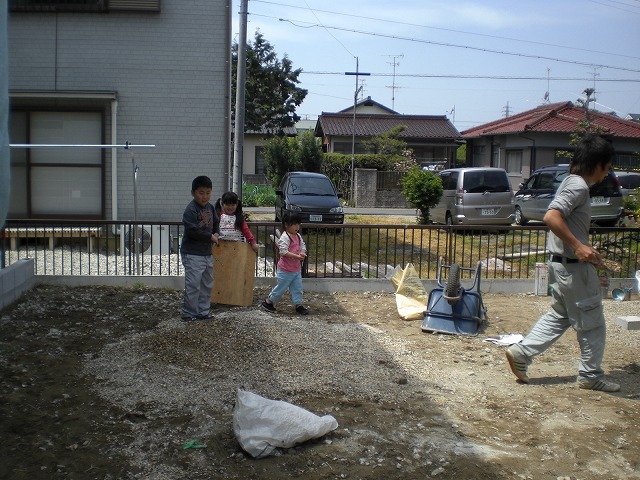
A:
[
  {"xmin": 297, "ymin": 130, "xmax": 322, "ymax": 172},
  {"xmin": 557, "ymin": 88, "xmax": 607, "ymax": 161},
  {"xmin": 263, "ymin": 131, "xmax": 323, "ymax": 188},
  {"xmin": 263, "ymin": 136, "xmax": 297, "ymax": 188},
  {"xmin": 362, "ymin": 125, "xmax": 408, "ymax": 156},
  {"xmin": 232, "ymin": 31, "xmax": 308, "ymax": 133},
  {"xmin": 401, "ymin": 166, "xmax": 443, "ymax": 224}
]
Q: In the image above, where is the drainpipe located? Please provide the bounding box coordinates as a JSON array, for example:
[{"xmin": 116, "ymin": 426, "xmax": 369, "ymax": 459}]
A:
[
  {"xmin": 111, "ymin": 98, "xmax": 118, "ymax": 221},
  {"xmin": 489, "ymin": 136, "xmax": 498, "ymax": 168}
]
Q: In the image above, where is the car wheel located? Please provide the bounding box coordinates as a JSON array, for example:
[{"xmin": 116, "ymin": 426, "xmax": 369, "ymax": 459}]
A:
[
  {"xmin": 515, "ymin": 206, "xmax": 528, "ymax": 226},
  {"xmin": 445, "ymin": 213, "xmax": 453, "ymax": 226}
]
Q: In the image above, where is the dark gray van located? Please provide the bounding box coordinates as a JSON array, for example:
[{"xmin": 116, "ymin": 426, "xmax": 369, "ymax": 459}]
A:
[{"xmin": 431, "ymin": 167, "xmax": 515, "ymax": 225}]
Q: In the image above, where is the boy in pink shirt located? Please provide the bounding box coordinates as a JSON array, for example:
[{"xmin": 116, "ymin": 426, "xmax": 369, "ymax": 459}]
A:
[{"xmin": 261, "ymin": 212, "xmax": 309, "ymax": 315}]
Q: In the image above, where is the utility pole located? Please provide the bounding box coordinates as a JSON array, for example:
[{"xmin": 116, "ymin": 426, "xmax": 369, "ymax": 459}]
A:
[
  {"xmin": 384, "ymin": 54, "xmax": 403, "ymax": 111},
  {"xmin": 590, "ymin": 66, "xmax": 600, "ymax": 104},
  {"xmin": 544, "ymin": 67, "xmax": 550, "ymax": 103},
  {"xmin": 345, "ymin": 57, "xmax": 370, "ymax": 204},
  {"xmin": 232, "ymin": 0, "xmax": 248, "ymax": 199}
]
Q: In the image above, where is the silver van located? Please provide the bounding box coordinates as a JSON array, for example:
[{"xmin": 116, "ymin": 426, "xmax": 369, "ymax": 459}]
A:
[{"xmin": 431, "ymin": 168, "xmax": 515, "ymax": 225}]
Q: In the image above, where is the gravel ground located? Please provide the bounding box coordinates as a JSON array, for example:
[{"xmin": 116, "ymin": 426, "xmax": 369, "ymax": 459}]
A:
[{"xmin": 1, "ymin": 283, "xmax": 639, "ymax": 479}]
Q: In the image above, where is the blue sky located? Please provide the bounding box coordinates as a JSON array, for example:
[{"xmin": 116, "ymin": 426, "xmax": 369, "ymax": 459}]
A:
[{"xmin": 234, "ymin": 0, "xmax": 640, "ymax": 130}]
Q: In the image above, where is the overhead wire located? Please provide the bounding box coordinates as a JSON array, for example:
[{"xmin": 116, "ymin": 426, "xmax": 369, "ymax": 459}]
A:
[
  {"xmin": 252, "ymin": 0, "xmax": 640, "ymax": 61},
  {"xmin": 300, "ymin": 0, "xmax": 354, "ymax": 58},
  {"xmin": 301, "ymin": 72, "xmax": 640, "ymax": 82},
  {"xmin": 585, "ymin": 0, "xmax": 640, "ymax": 14},
  {"xmin": 264, "ymin": 15, "xmax": 640, "ymax": 74}
]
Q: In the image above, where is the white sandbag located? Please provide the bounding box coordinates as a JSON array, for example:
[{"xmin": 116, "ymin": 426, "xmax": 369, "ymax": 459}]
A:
[{"xmin": 232, "ymin": 389, "xmax": 338, "ymax": 458}]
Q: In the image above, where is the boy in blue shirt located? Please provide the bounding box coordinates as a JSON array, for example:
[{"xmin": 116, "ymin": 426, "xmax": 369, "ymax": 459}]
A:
[{"xmin": 180, "ymin": 176, "xmax": 219, "ymax": 321}]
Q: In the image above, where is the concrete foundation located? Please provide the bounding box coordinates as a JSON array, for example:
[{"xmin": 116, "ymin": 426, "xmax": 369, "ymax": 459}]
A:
[
  {"xmin": 615, "ymin": 316, "xmax": 640, "ymax": 330},
  {"xmin": 1, "ymin": 270, "xmax": 637, "ymax": 313},
  {"xmin": 0, "ymin": 259, "xmax": 36, "ymax": 311}
]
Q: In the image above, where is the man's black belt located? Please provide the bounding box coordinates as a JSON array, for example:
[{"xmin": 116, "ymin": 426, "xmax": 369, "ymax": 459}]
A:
[{"xmin": 551, "ymin": 255, "xmax": 579, "ymax": 264}]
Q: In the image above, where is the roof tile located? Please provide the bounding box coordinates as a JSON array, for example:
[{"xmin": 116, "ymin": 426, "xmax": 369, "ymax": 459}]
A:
[
  {"xmin": 461, "ymin": 102, "xmax": 640, "ymax": 139},
  {"xmin": 317, "ymin": 113, "xmax": 461, "ymax": 139}
]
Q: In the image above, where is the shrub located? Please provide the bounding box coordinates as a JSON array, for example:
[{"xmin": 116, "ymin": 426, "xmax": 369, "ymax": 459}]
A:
[{"xmin": 401, "ymin": 166, "xmax": 443, "ymax": 224}]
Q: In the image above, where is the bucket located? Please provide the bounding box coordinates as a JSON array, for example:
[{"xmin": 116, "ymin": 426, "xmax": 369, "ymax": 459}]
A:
[
  {"xmin": 612, "ymin": 287, "xmax": 633, "ymax": 301},
  {"xmin": 534, "ymin": 263, "xmax": 549, "ymax": 296}
]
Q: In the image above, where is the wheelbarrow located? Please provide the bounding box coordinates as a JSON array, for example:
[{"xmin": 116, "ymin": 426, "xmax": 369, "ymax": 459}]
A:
[{"xmin": 421, "ymin": 257, "xmax": 487, "ymax": 336}]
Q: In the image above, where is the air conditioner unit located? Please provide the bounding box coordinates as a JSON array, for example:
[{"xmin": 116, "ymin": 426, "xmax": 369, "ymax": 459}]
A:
[{"xmin": 120, "ymin": 224, "xmax": 171, "ymax": 255}]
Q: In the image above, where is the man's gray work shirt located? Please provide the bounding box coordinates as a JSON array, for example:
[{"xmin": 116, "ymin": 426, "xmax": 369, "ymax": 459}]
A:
[{"xmin": 546, "ymin": 173, "xmax": 591, "ymax": 258}]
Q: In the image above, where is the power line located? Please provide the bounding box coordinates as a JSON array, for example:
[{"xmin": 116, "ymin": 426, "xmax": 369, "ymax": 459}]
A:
[
  {"xmin": 300, "ymin": 71, "xmax": 640, "ymax": 83},
  {"xmin": 586, "ymin": 0, "xmax": 640, "ymax": 14},
  {"xmin": 300, "ymin": 0, "xmax": 354, "ymax": 58},
  {"xmin": 271, "ymin": 16, "xmax": 640, "ymax": 74},
  {"xmin": 252, "ymin": 0, "xmax": 640, "ymax": 61}
]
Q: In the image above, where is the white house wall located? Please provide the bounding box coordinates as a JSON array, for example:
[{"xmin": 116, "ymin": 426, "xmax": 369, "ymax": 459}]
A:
[
  {"xmin": 8, "ymin": 0, "xmax": 231, "ymax": 221},
  {"xmin": 242, "ymin": 136, "xmax": 263, "ymax": 175}
]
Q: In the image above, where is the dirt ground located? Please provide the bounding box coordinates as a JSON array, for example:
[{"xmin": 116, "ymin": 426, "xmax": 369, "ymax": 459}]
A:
[{"xmin": 0, "ymin": 284, "xmax": 639, "ymax": 480}]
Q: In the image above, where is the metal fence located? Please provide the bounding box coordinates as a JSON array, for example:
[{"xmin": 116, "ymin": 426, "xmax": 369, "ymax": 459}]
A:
[
  {"xmin": 376, "ymin": 171, "xmax": 405, "ymax": 190},
  {"xmin": 2, "ymin": 220, "xmax": 639, "ymax": 280}
]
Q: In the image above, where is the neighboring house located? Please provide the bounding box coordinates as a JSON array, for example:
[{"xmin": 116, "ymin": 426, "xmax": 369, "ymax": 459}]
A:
[
  {"xmin": 625, "ymin": 113, "xmax": 640, "ymax": 123},
  {"xmin": 241, "ymin": 119, "xmax": 317, "ymax": 185},
  {"xmin": 462, "ymin": 101, "xmax": 640, "ymax": 190},
  {"xmin": 7, "ymin": 0, "xmax": 231, "ymax": 221},
  {"xmin": 241, "ymin": 125, "xmax": 297, "ymax": 185},
  {"xmin": 315, "ymin": 96, "xmax": 462, "ymax": 167}
]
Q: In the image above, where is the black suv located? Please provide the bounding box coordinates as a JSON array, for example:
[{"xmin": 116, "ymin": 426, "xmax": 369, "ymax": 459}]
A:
[
  {"xmin": 275, "ymin": 172, "xmax": 344, "ymax": 225},
  {"xmin": 514, "ymin": 164, "xmax": 623, "ymax": 226}
]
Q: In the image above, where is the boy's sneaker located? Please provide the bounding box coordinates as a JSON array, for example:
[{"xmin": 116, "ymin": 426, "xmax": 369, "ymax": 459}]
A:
[
  {"xmin": 505, "ymin": 346, "xmax": 529, "ymax": 383},
  {"xmin": 181, "ymin": 315, "xmax": 197, "ymax": 322},
  {"xmin": 295, "ymin": 305, "xmax": 309, "ymax": 316},
  {"xmin": 578, "ymin": 378, "xmax": 620, "ymax": 392},
  {"xmin": 261, "ymin": 301, "xmax": 276, "ymax": 313},
  {"xmin": 196, "ymin": 313, "xmax": 214, "ymax": 320}
]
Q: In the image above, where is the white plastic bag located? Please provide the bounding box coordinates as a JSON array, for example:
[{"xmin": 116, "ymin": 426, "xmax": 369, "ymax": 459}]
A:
[{"xmin": 232, "ymin": 389, "xmax": 338, "ymax": 458}]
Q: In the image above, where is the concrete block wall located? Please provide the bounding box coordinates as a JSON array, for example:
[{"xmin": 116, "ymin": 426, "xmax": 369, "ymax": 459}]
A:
[
  {"xmin": 375, "ymin": 189, "xmax": 411, "ymax": 208},
  {"xmin": 354, "ymin": 168, "xmax": 411, "ymax": 208},
  {"xmin": 0, "ymin": 259, "xmax": 35, "ymax": 312},
  {"xmin": 354, "ymin": 168, "xmax": 377, "ymax": 207}
]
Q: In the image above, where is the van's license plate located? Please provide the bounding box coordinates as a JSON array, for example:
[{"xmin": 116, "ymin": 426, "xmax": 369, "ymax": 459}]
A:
[
  {"xmin": 591, "ymin": 196, "xmax": 606, "ymax": 205},
  {"xmin": 309, "ymin": 214, "xmax": 323, "ymax": 222},
  {"xmin": 481, "ymin": 209, "xmax": 495, "ymax": 215}
]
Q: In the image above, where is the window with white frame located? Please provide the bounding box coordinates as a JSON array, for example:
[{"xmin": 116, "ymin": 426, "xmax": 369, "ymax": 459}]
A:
[
  {"xmin": 9, "ymin": 111, "xmax": 104, "ymax": 219},
  {"xmin": 505, "ymin": 150, "xmax": 523, "ymax": 174}
]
